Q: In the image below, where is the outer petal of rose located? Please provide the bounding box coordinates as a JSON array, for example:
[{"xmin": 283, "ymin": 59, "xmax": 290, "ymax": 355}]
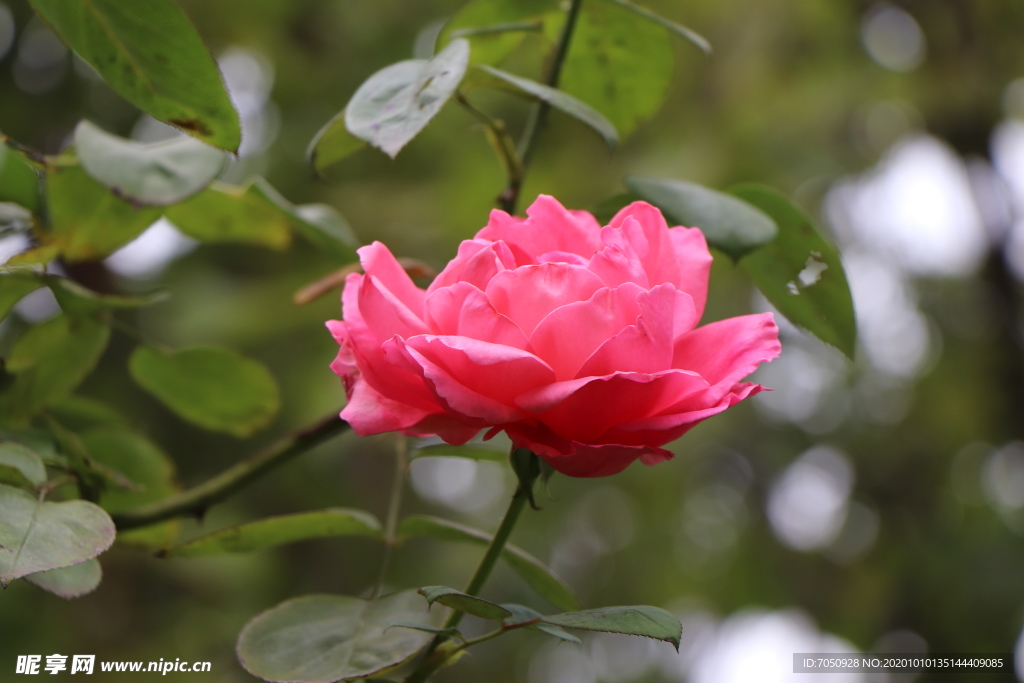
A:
[
  {"xmin": 576, "ymin": 284, "xmax": 684, "ymax": 378},
  {"xmin": 673, "ymin": 312, "xmax": 781, "ymax": 403},
  {"xmin": 516, "ymin": 370, "xmax": 709, "ymax": 443},
  {"xmin": 403, "ymin": 413, "xmax": 482, "ymax": 444},
  {"xmin": 611, "ymin": 382, "xmax": 763, "ymax": 440},
  {"xmin": 668, "ymin": 226, "xmax": 713, "ymax": 322},
  {"xmin": 529, "ymin": 283, "xmax": 644, "ymax": 381},
  {"xmin": 424, "ymin": 282, "xmax": 529, "ymax": 349},
  {"xmin": 358, "ymin": 241, "xmax": 427, "ymax": 318},
  {"xmin": 517, "ymin": 434, "xmax": 671, "ymax": 478},
  {"xmin": 427, "ymin": 239, "xmax": 517, "ymax": 294},
  {"xmin": 476, "ymin": 195, "xmax": 602, "ymax": 261},
  {"xmin": 340, "ymin": 374, "xmax": 433, "ymax": 436},
  {"xmin": 388, "ymin": 335, "xmax": 556, "ymax": 424},
  {"xmin": 486, "ymin": 262, "xmax": 606, "ymax": 337},
  {"xmin": 359, "ymin": 273, "xmax": 430, "ymax": 343}
]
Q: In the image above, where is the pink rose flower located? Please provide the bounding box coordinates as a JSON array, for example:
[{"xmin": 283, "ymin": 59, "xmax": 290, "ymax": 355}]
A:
[{"xmin": 328, "ymin": 196, "xmax": 780, "ymax": 478}]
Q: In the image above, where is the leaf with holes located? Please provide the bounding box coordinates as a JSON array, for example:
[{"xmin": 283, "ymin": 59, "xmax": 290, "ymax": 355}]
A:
[
  {"xmin": 163, "ymin": 509, "xmax": 383, "ymax": 558},
  {"xmin": 477, "ymin": 66, "xmax": 618, "ymax": 150},
  {"xmin": 542, "ymin": 605, "xmax": 682, "ymax": 649},
  {"xmin": 0, "ymin": 483, "xmax": 115, "ymax": 586},
  {"xmin": 29, "ymin": 0, "xmax": 240, "ymax": 150},
  {"xmin": 74, "ymin": 120, "xmax": 226, "ymax": 206},
  {"xmin": 25, "ymin": 558, "xmax": 102, "ymax": 599},
  {"xmin": 346, "ymin": 39, "xmax": 470, "ymax": 158},
  {"xmin": 731, "ymin": 184, "xmax": 857, "ymax": 359},
  {"xmin": 129, "ymin": 345, "xmax": 280, "ymax": 438},
  {"xmin": 626, "ymin": 176, "xmax": 778, "ymax": 260},
  {"xmin": 43, "ymin": 165, "xmax": 162, "ymax": 262},
  {"xmin": 237, "ymin": 590, "xmax": 440, "ymax": 683},
  {"xmin": 398, "ymin": 515, "xmax": 580, "ymax": 611}
]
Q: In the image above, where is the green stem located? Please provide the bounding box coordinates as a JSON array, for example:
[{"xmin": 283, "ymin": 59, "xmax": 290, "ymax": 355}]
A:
[
  {"xmin": 456, "ymin": 92, "xmax": 524, "ymax": 213},
  {"xmin": 111, "ymin": 413, "xmax": 350, "ymax": 530},
  {"xmin": 505, "ymin": 0, "xmax": 586, "ymax": 214},
  {"xmin": 403, "ymin": 450, "xmax": 541, "ymax": 683},
  {"xmin": 371, "ymin": 434, "xmax": 408, "ymax": 600}
]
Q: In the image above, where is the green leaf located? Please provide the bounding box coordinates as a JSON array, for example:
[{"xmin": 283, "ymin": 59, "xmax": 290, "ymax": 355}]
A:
[
  {"xmin": 542, "ymin": 605, "xmax": 682, "ymax": 649},
  {"xmin": 398, "ymin": 515, "xmax": 580, "ymax": 612},
  {"xmin": 730, "ymin": 184, "xmax": 857, "ymax": 359},
  {"xmin": 250, "ymin": 179, "xmax": 359, "ymax": 262},
  {"xmin": 49, "ymin": 395, "xmax": 129, "ymax": 432},
  {"xmin": 74, "ymin": 120, "xmax": 227, "ymax": 206},
  {"xmin": 600, "ymin": 0, "xmax": 711, "ymax": 53},
  {"xmin": 386, "ymin": 623, "xmax": 464, "ymax": 641},
  {"xmin": 0, "ymin": 271, "xmax": 42, "ymax": 320},
  {"xmin": 0, "ymin": 141, "xmax": 41, "ymax": 212},
  {"xmin": 5, "ymin": 245, "xmax": 60, "ymax": 267},
  {"xmin": 0, "ymin": 442, "xmax": 47, "ymax": 488},
  {"xmin": 162, "ymin": 508, "xmax": 383, "ymax": 558},
  {"xmin": 502, "ymin": 603, "xmax": 582, "ymax": 643},
  {"xmin": 559, "ymin": 1, "xmax": 674, "ymax": 138},
  {"xmin": 128, "ymin": 345, "xmax": 280, "ymax": 438},
  {"xmin": 43, "ymin": 165, "xmax": 162, "ymax": 262},
  {"xmin": 625, "ymin": 176, "xmax": 778, "ymax": 260},
  {"xmin": 79, "ymin": 428, "xmax": 180, "ymax": 548},
  {"xmin": 307, "ymin": 108, "xmax": 366, "ymax": 175},
  {"xmin": 0, "ymin": 315, "xmax": 110, "ymax": 418},
  {"xmin": 419, "ymin": 586, "xmax": 512, "ymax": 621},
  {"xmin": 346, "ymin": 39, "xmax": 471, "ymax": 158},
  {"xmin": 45, "ymin": 276, "xmax": 167, "ymax": 317},
  {"xmin": 412, "ymin": 435, "xmax": 509, "ymax": 462},
  {"xmin": 29, "ymin": 0, "xmax": 241, "ymax": 151},
  {"xmin": 164, "ymin": 182, "xmax": 293, "ymax": 250},
  {"xmin": 0, "ymin": 483, "xmax": 115, "ymax": 586},
  {"xmin": 477, "ymin": 66, "xmax": 618, "ymax": 150},
  {"xmin": 25, "ymin": 558, "xmax": 102, "ymax": 599},
  {"xmin": 237, "ymin": 590, "xmax": 440, "ymax": 683},
  {"xmin": 440, "ymin": 0, "xmax": 557, "ymax": 66}
]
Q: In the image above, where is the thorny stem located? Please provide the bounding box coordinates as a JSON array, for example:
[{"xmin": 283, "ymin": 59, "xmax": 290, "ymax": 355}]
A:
[
  {"xmin": 111, "ymin": 413, "xmax": 350, "ymax": 530},
  {"xmin": 502, "ymin": 0, "xmax": 586, "ymax": 214},
  {"xmin": 371, "ymin": 434, "xmax": 408, "ymax": 600},
  {"xmin": 402, "ymin": 450, "xmax": 541, "ymax": 683}
]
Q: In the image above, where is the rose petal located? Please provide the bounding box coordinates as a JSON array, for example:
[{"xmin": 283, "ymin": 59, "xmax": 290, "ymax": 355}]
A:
[
  {"xmin": 504, "ymin": 423, "xmax": 673, "ymax": 477},
  {"xmin": 668, "ymin": 226, "xmax": 713, "ymax": 321},
  {"xmin": 529, "ymin": 283, "xmax": 645, "ymax": 381},
  {"xmin": 673, "ymin": 312, "xmax": 781, "ymax": 403},
  {"xmin": 425, "ymin": 282, "xmax": 529, "ymax": 349},
  {"xmin": 359, "ymin": 273, "xmax": 430, "ymax": 342},
  {"xmin": 358, "ymin": 242, "xmax": 426, "ymax": 317},
  {"xmin": 390, "ymin": 335, "xmax": 556, "ymax": 424},
  {"xmin": 476, "ymin": 195, "xmax": 603, "ymax": 262},
  {"xmin": 516, "ymin": 370, "xmax": 709, "ymax": 443},
  {"xmin": 587, "ymin": 227, "xmax": 650, "ymax": 288},
  {"xmin": 612, "ymin": 382, "xmax": 763, "ymax": 438},
  {"xmin": 486, "ymin": 262, "xmax": 605, "ymax": 337},
  {"xmin": 575, "ymin": 284, "xmax": 682, "ymax": 378},
  {"xmin": 340, "ymin": 373, "xmax": 433, "ymax": 436},
  {"xmin": 428, "ymin": 239, "xmax": 517, "ymax": 294}
]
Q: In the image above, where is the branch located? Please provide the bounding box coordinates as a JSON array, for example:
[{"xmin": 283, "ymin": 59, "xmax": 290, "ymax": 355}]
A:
[
  {"xmin": 111, "ymin": 413, "xmax": 350, "ymax": 530},
  {"xmin": 503, "ymin": 0, "xmax": 586, "ymax": 214}
]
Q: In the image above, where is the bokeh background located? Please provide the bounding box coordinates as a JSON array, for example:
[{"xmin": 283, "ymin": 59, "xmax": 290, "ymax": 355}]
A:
[{"xmin": 3, "ymin": 0, "xmax": 1024, "ymax": 681}]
